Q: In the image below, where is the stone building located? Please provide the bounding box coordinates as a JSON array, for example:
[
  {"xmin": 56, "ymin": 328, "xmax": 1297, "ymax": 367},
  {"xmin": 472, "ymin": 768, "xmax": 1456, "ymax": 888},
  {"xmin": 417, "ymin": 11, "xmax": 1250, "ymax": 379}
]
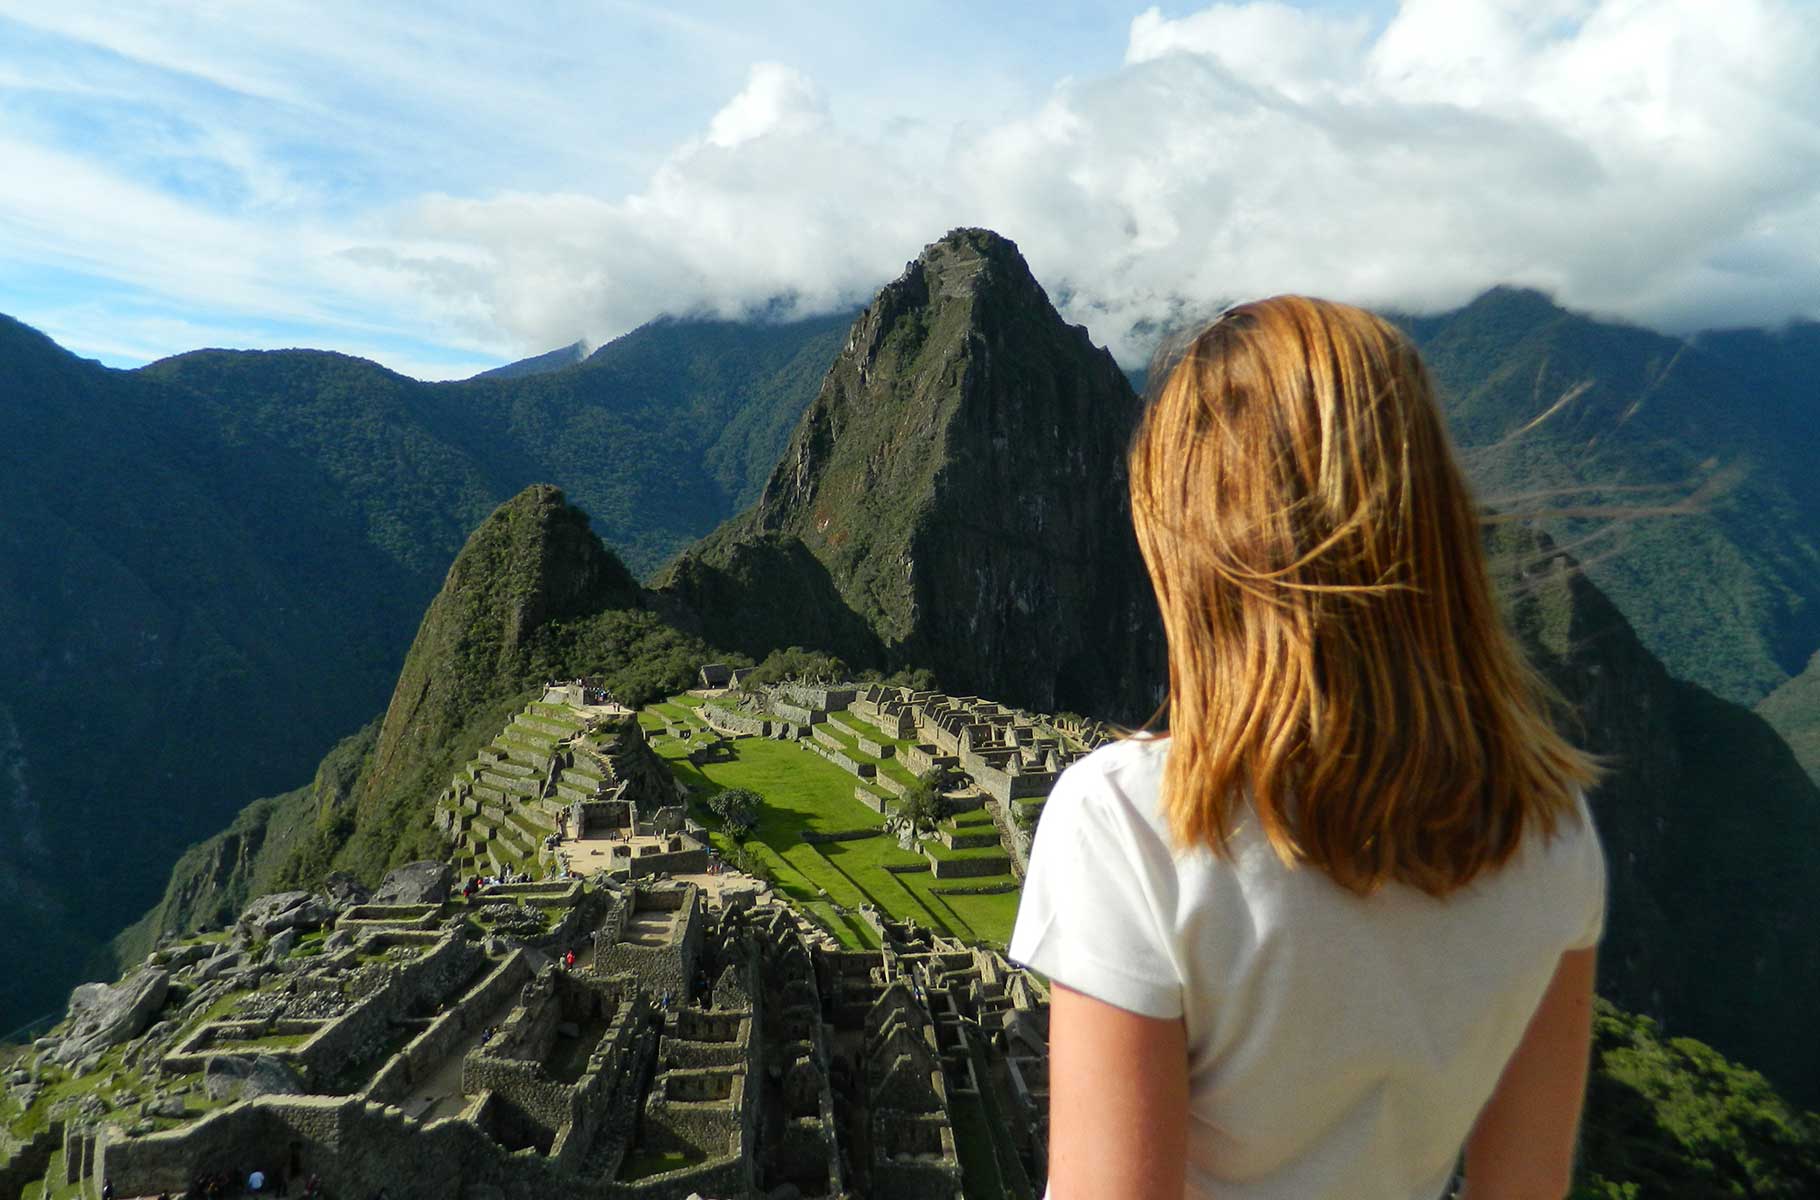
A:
[{"xmin": 21, "ymin": 862, "xmax": 1049, "ymax": 1200}]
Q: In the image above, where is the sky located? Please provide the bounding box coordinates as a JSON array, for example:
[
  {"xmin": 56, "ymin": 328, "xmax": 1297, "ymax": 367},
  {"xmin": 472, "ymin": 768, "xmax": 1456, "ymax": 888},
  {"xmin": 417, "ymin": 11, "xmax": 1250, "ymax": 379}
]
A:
[{"xmin": 2, "ymin": 0, "xmax": 1819, "ymax": 380}]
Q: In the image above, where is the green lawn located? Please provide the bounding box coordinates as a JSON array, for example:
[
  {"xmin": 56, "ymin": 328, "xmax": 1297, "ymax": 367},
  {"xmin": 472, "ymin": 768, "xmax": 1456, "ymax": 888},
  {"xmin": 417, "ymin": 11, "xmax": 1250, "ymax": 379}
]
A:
[{"xmin": 646, "ymin": 701, "xmax": 1025, "ymax": 949}]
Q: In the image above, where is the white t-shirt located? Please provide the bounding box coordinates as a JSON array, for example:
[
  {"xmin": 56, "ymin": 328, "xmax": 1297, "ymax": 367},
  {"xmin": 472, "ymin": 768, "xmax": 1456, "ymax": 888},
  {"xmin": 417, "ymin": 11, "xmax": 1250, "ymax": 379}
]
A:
[{"xmin": 1009, "ymin": 736, "xmax": 1605, "ymax": 1200}]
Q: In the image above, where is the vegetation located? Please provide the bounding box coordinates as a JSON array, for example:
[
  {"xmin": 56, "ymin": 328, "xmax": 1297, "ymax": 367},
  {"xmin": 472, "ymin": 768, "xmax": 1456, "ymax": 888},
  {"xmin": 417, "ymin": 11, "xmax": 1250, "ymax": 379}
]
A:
[
  {"xmin": 739, "ymin": 646, "xmax": 850, "ymax": 688},
  {"xmin": 708, "ymin": 786, "xmax": 762, "ymax": 841},
  {"xmin": 124, "ymin": 487, "xmax": 720, "ymax": 939},
  {"xmin": 658, "ymin": 229, "xmax": 1162, "ymax": 723},
  {"xmin": 642, "ymin": 707, "xmax": 1019, "ymax": 948},
  {"xmin": 0, "ymin": 309, "xmax": 847, "ymax": 1032},
  {"xmin": 1573, "ymin": 1000, "xmax": 1820, "ymax": 1197},
  {"xmin": 888, "ymin": 770, "xmax": 950, "ymax": 840}
]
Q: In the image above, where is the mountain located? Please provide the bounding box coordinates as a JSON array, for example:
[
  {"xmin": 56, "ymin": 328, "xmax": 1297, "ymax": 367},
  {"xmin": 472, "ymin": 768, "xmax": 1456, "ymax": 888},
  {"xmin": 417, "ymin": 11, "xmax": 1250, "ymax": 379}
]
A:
[
  {"xmin": 1758, "ymin": 652, "xmax": 1820, "ymax": 785},
  {"xmin": 469, "ymin": 340, "xmax": 587, "ymax": 381},
  {"xmin": 1490, "ymin": 524, "xmax": 1820, "ymax": 1103},
  {"xmin": 13, "ymin": 228, "xmax": 1820, "ymax": 1113},
  {"xmin": 0, "ymin": 310, "xmax": 844, "ymax": 1031},
  {"xmin": 117, "ymin": 485, "xmax": 716, "ymax": 960},
  {"xmin": 660, "ymin": 229, "xmax": 1167, "ymax": 722},
  {"xmin": 1401, "ymin": 289, "xmax": 1820, "ymax": 709}
]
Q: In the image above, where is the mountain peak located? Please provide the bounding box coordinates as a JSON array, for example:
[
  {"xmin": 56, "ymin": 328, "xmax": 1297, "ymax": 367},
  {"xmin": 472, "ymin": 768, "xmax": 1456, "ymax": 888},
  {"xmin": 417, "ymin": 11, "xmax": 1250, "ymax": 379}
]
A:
[{"xmin": 664, "ymin": 228, "xmax": 1164, "ymax": 719}]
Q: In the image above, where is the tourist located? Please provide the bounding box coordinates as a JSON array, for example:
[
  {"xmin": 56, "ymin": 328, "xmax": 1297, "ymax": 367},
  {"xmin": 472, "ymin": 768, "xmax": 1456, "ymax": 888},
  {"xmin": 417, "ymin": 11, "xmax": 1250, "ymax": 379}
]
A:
[
  {"xmin": 564, "ymin": 948, "xmax": 576, "ymax": 969},
  {"xmin": 249, "ymin": 1167, "xmax": 266, "ymax": 1191},
  {"xmin": 1012, "ymin": 298, "xmax": 1605, "ymax": 1199}
]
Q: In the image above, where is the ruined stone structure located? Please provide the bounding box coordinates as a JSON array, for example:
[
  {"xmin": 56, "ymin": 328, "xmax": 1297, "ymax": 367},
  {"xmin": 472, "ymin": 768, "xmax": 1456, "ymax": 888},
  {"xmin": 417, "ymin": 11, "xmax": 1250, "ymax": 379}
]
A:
[
  {"xmin": 434, "ymin": 701, "xmax": 690, "ymax": 884},
  {"xmin": 10, "ymin": 865, "xmax": 1049, "ymax": 1199}
]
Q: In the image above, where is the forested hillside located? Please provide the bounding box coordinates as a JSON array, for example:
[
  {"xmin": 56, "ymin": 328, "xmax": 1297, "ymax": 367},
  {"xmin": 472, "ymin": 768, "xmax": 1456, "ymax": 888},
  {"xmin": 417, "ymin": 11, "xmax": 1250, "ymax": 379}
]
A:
[{"xmin": 0, "ymin": 311, "xmax": 845, "ymax": 1030}]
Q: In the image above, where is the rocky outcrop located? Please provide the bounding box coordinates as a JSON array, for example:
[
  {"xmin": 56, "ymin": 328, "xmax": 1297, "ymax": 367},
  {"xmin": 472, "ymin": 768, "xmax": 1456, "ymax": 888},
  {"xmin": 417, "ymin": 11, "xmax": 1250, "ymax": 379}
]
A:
[
  {"xmin": 662, "ymin": 229, "xmax": 1166, "ymax": 721},
  {"xmin": 235, "ymin": 891, "xmax": 333, "ymax": 940},
  {"xmin": 371, "ymin": 861, "xmax": 454, "ymax": 905},
  {"xmin": 202, "ymin": 1053, "xmax": 307, "ymax": 1102},
  {"xmin": 53, "ymin": 967, "xmax": 169, "ymax": 1063}
]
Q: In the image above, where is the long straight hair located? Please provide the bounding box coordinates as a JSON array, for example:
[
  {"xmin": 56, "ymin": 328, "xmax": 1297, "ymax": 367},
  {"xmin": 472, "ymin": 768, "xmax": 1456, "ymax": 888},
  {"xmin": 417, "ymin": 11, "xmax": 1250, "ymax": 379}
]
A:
[{"xmin": 1128, "ymin": 296, "xmax": 1601, "ymax": 896}]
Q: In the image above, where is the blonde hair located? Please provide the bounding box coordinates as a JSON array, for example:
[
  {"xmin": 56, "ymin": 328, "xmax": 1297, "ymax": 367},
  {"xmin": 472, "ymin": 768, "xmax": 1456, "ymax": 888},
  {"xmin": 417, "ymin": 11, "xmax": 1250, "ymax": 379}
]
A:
[{"xmin": 1129, "ymin": 296, "xmax": 1601, "ymax": 897}]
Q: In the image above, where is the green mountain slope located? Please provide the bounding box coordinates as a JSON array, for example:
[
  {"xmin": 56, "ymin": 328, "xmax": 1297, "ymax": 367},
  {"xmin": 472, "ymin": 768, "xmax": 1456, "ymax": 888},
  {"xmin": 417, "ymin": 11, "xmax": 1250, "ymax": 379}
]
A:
[
  {"xmin": 1491, "ymin": 523, "xmax": 1820, "ymax": 1104},
  {"xmin": 1406, "ymin": 289, "xmax": 1820, "ymax": 707},
  {"xmin": 0, "ymin": 311, "xmax": 842, "ymax": 1031},
  {"xmin": 1575, "ymin": 1000, "xmax": 1820, "ymax": 1197},
  {"xmin": 119, "ymin": 485, "xmax": 716, "ymax": 957},
  {"xmin": 660, "ymin": 228, "xmax": 1167, "ymax": 721}
]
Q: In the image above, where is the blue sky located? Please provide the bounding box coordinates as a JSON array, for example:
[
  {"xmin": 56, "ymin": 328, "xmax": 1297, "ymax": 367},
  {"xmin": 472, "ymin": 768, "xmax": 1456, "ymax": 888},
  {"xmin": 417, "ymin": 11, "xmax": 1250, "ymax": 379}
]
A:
[{"xmin": 1, "ymin": 1, "xmax": 1816, "ymax": 379}]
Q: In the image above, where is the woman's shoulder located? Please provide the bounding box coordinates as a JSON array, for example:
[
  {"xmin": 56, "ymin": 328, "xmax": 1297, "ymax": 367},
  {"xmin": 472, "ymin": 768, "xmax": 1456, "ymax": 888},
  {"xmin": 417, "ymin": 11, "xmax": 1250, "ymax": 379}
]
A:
[{"xmin": 1045, "ymin": 735, "xmax": 1175, "ymax": 842}]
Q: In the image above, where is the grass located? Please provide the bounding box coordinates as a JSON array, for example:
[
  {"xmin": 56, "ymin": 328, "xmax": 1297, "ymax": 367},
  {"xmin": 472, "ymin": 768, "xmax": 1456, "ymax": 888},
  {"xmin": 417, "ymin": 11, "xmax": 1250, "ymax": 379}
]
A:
[
  {"xmin": 619, "ymin": 1147, "xmax": 703, "ymax": 1181},
  {"xmin": 645, "ymin": 699, "xmax": 1027, "ymax": 950},
  {"xmin": 217, "ymin": 1031, "xmax": 311, "ymax": 1050}
]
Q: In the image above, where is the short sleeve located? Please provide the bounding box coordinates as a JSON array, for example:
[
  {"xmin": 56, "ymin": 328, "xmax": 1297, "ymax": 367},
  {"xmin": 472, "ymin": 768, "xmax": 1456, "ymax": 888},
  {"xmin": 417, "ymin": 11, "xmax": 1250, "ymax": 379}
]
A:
[
  {"xmin": 1008, "ymin": 749, "xmax": 1185, "ymax": 1018},
  {"xmin": 1566, "ymin": 792, "xmax": 1607, "ymax": 950}
]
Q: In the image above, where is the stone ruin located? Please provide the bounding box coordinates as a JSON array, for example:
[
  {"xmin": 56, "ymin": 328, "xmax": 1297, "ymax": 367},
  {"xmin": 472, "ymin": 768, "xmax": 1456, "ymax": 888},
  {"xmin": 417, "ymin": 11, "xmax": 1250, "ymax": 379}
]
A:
[
  {"xmin": 721, "ymin": 678, "xmax": 1113, "ymax": 873},
  {"xmin": 434, "ymin": 698, "xmax": 710, "ymax": 885},
  {"xmin": 4, "ymin": 859, "xmax": 1051, "ymax": 1200}
]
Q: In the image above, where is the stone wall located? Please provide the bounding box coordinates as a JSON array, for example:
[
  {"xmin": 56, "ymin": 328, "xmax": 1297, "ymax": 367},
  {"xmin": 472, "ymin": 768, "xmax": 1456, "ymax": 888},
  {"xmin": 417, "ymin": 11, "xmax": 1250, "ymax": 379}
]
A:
[
  {"xmin": 627, "ymin": 847, "xmax": 709, "ymax": 879},
  {"xmin": 594, "ymin": 886, "xmax": 703, "ymax": 1005},
  {"xmin": 803, "ymin": 739, "xmax": 875, "ymax": 779},
  {"xmin": 362, "ymin": 951, "xmax": 534, "ymax": 1105},
  {"xmin": 928, "ymin": 854, "xmax": 1012, "ymax": 880},
  {"xmin": 900, "ymin": 744, "xmax": 957, "ymax": 777},
  {"xmin": 641, "ymin": 1069, "xmax": 745, "ymax": 1157},
  {"xmin": 775, "ymin": 684, "xmax": 859, "ymax": 713},
  {"xmin": 295, "ymin": 933, "xmax": 485, "ymax": 1085},
  {"xmin": 604, "ymin": 1152, "xmax": 745, "ymax": 1199},
  {"xmin": 699, "ymin": 707, "xmax": 770, "ymax": 738},
  {"xmin": 0, "ymin": 1121, "xmax": 60, "ymax": 1198},
  {"xmin": 769, "ymin": 699, "xmax": 824, "ymax": 727},
  {"xmin": 96, "ymin": 1091, "xmax": 601, "ymax": 1200}
]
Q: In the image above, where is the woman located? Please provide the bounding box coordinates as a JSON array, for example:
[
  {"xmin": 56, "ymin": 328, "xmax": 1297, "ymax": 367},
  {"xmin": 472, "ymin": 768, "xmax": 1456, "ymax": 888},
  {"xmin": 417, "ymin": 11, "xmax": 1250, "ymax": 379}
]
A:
[{"xmin": 1009, "ymin": 297, "xmax": 1605, "ymax": 1199}]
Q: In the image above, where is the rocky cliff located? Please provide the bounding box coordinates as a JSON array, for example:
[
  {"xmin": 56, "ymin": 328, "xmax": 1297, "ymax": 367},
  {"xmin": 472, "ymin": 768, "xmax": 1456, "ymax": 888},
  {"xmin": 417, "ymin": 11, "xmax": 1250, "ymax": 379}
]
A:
[{"xmin": 660, "ymin": 229, "xmax": 1166, "ymax": 721}]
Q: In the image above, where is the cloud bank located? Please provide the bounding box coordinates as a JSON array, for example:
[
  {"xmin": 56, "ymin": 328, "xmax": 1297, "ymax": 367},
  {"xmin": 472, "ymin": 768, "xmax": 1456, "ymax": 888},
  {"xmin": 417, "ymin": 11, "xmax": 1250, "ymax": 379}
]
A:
[
  {"xmin": 401, "ymin": 0, "xmax": 1820, "ymax": 366},
  {"xmin": 6, "ymin": 1, "xmax": 1820, "ymax": 373}
]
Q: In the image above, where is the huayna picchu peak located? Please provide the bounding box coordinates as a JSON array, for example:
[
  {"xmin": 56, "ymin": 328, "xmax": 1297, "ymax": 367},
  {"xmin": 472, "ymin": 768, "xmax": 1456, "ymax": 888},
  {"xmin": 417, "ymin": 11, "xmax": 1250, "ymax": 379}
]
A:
[{"xmin": 660, "ymin": 229, "xmax": 1167, "ymax": 724}]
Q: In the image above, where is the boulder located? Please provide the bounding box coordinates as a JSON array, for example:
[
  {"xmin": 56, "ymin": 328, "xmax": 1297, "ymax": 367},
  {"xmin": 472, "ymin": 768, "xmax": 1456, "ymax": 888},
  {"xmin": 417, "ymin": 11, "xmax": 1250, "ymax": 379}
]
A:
[
  {"xmin": 204, "ymin": 1053, "xmax": 306, "ymax": 1102},
  {"xmin": 192, "ymin": 950, "xmax": 244, "ymax": 983},
  {"xmin": 238, "ymin": 891, "xmax": 333, "ymax": 939},
  {"xmin": 161, "ymin": 942, "xmax": 213, "ymax": 970},
  {"xmin": 145, "ymin": 1094, "xmax": 191, "ymax": 1119},
  {"xmin": 54, "ymin": 967, "xmax": 170, "ymax": 1062},
  {"xmin": 321, "ymin": 870, "xmax": 371, "ymax": 907},
  {"xmin": 322, "ymin": 930, "xmax": 354, "ymax": 953},
  {"xmin": 373, "ymin": 861, "xmax": 454, "ymax": 905},
  {"xmin": 265, "ymin": 928, "xmax": 299, "ymax": 961}
]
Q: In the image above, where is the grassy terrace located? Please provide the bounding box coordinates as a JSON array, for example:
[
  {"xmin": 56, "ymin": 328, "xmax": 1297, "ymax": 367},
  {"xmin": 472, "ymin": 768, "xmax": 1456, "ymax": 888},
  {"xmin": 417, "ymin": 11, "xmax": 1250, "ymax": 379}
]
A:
[
  {"xmin": 642, "ymin": 696, "xmax": 1024, "ymax": 949},
  {"xmin": 813, "ymin": 718, "xmax": 921, "ymax": 790}
]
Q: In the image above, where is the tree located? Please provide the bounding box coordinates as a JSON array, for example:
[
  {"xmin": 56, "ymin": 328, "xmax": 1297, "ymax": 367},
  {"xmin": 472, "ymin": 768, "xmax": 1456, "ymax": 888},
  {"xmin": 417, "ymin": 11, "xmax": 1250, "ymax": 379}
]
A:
[
  {"xmin": 741, "ymin": 646, "xmax": 850, "ymax": 688},
  {"xmin": 883, "ymin": 666, "xmax": 940, "ymax": 691},
  {"xmin": 886, "ymin": 770, "xmax": 949, "ymax": 849},
  {"xmin": 709, "ymin": 787, "xmax": 762, "ymax": 841}
]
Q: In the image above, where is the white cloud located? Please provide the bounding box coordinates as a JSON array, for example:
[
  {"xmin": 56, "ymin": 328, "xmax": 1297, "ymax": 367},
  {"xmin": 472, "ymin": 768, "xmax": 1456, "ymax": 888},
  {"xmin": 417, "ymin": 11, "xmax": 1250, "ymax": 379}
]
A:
[
  {"xmin": 385, "ymin": 0, "xmax": 1820, "ymax": 365},
  {"xmin": 5, "ymin": 1, "xmax": 1820, "ymax": 373},
  {"xmin": 706, "ymin": 63, "xmax": 827, "ymax": 148}
]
